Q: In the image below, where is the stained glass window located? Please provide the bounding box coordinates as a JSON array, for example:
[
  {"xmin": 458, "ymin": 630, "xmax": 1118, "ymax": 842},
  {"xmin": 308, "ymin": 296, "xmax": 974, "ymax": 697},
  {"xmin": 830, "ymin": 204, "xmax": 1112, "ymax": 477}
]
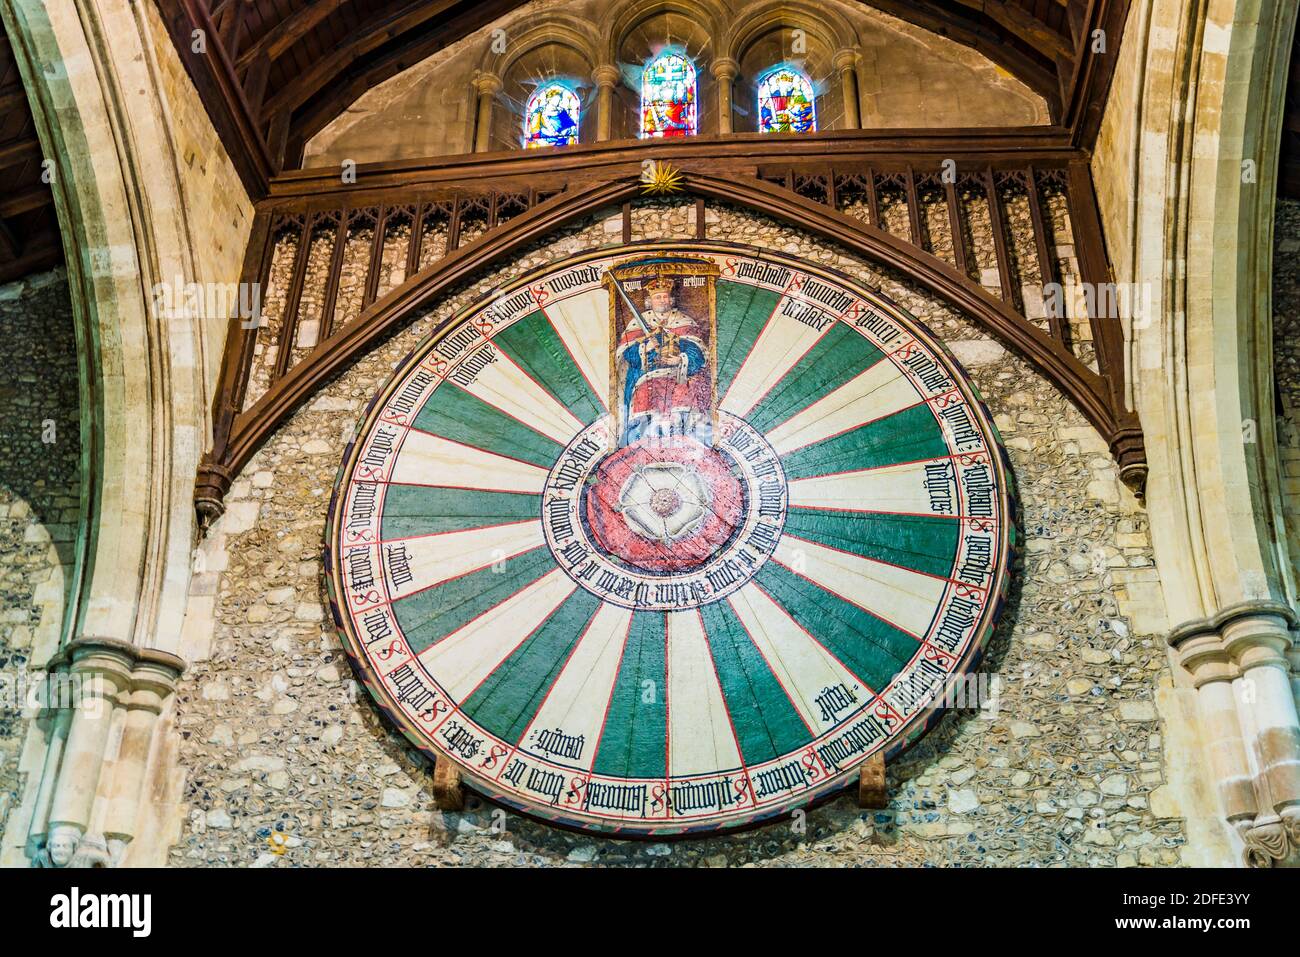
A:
[
  {"xmin": 641, "ymin": 51, "xmax": 697, "ymax": 138},
  {"xmin": 524, "ymin": 83, "xmax": 580, "ymax": 148},
  {"xmin": 757, "ymin": 66, "xmax": 816, "ymax": 134}
]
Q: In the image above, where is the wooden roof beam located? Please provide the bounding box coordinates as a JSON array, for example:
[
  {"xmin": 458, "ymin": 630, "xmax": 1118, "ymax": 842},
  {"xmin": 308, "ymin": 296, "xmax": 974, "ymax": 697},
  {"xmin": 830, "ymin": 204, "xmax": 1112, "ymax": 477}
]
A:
[
  {"xmin": 1062, "ymin": 0, "xmax": 1132, "ymax": 147},
  {"xmin": 155, "ymin": 0, "xmax": 275, "ymax": 192},
  {"xmin": 950, "ymin": 0, "xmax": 1073, "ymax": 62},
  {"xmin": 0, "ymin": 136, "xmax": 41, "ymax": 171},
  {"xmin": 235, "ymin": 0, "xmax": 354, "ymax": 72},
  {"xmin": 1066, "ymin": 0, "xmax": 1088, "ymax": 46},
  {"xmin": 289, "ymin": 0, "xmax": 521, "ymax": 151},
  {"xmin": 0, "ymin": 184, "xmax": 54, "ymax": 218},
  {"xmin": 0, "ymin": 87, "xmax": 30, "ymax": 114},
  {"xmin": 0, "ymin": 239, "xmax": 61, "ymax": 284},
  {"xmin": 0, "ymin": 218, "xmax": 18, "ymax": 260},
  {"xmin": 1281, "ymin": 157, "xmax": 1300, "ymax": 198},
  {"xmin": 260, "ymin": 0, "xmax": 464, "ymax": 119}
]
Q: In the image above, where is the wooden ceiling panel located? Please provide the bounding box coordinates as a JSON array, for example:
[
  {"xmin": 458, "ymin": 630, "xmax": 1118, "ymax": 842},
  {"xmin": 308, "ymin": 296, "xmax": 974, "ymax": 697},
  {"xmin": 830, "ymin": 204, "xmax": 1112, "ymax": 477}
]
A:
[
  {"xmin": 1281, "ymin": 25, "xmax": 1300, "ymax": 198},
  {"xmin": 0, "ymin": 24, "xmax": 61, "ymax": 283},
  {"xmin": 156, "ymin": 0, "xmax": 1126, "ymax": 198}
]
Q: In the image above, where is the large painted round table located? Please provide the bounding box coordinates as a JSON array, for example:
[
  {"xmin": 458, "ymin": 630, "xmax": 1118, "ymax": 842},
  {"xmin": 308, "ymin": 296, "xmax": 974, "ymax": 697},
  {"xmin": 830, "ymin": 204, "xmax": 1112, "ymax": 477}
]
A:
[{"xmin": 326, "ymin": 242, "xmax": 1014, "ymax": 836}]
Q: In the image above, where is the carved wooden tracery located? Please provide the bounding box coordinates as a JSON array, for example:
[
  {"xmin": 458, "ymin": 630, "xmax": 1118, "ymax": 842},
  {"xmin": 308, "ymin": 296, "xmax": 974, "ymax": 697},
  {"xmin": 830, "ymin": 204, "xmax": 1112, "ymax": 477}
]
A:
[{"xmin": 195, "ymin": 131, "xmax": 1144, "ymax": 521}]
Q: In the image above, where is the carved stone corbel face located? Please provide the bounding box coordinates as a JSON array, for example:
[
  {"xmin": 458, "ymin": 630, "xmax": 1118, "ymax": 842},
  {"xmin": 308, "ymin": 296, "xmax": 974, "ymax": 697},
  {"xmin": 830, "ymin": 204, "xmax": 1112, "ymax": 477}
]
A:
[{"xmin": 40, "ymin": 824, "xmax": 81, "ymax": 868}]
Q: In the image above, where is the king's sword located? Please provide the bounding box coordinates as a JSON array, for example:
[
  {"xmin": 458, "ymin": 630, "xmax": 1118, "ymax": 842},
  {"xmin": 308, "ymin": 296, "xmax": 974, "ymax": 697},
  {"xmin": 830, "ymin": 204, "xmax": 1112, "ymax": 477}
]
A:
[
  {"xmin": 607, "ymin": 273, "xmax": 687, "ymax": 427},
  {"xmin": 609, "ymin": 273, "xmax": 680, "ymax": 356},
  {"xmin": 607, "ymin": 272, "xmax": 654, "ymax": 335}
]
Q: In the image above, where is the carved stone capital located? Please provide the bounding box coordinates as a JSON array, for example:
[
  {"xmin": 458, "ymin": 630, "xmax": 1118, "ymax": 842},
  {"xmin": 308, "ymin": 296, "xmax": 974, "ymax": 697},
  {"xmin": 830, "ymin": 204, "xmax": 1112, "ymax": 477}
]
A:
[
  {"xmin": 45, "ymin": 636, "xmax": 185, "ymax": 688},
  {"xmin": 1172, "ymin": 601, "xmax": 1300, "ymax": 865},
  {"xmin": 1167, "ymin": 627, "xmax": 1239, "ymax": 687},
  {"xmin": 474, "ymin": 71, "xmax": 503, "ymax": 96},
  {"xmin": 1220, "ymin": 604, "xmax": 1296, "ymax": 671},
  {"xmin": 833, "ymin": 48, "xmax": 859, "ymax": 72},
  {"xmin": 591, "ymin": 64, "xmax": 622, "ymax": 88},
  {"xmin": 1168, "ymin": 599, "xmax": 1297, "ymax": 684},
  {"xmin": 23, "ymin": 637, "xmax": 185, "ymax": 867},
  {"xmin": 709, "ymin": 56, "xmax": 739, "ymax": 81}
]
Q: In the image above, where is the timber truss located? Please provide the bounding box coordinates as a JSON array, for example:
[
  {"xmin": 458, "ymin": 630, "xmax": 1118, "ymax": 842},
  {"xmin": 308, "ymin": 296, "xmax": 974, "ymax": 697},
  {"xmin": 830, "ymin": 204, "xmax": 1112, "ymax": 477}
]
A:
[{"xmin": 195, "ymin": 129, "xmax": 1144, "ymax": 522}]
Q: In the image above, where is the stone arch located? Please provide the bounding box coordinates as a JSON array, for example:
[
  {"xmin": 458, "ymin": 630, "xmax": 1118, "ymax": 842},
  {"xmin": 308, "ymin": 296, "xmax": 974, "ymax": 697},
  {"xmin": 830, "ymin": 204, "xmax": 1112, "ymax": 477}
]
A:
[
  {"xmin": 480, "ymin": 15, "xmax": 602, "ymax": 77},
  {"xmin": 0, "ymin": 0, "xmax": 248, "ymax": 867},
  {"xmin": 721, "ymin": 0, "xmax": 857, "ymax": 132},
  {"xmin": 471, "ymin": 17, "xmax": 602, "ymax": 151},
  {"xmin": 721, "ymin": 0, "xmax": 857, "ymax": 62},
  {"xmin": 603, "ymin": 0, "xmax": 728, "ymax": 65},
  {"xmin": 604, "ymin": 2, "xmax": 721, "ymax": 138},
  {"xmin": 1120, "ymin": 0, "xmax": 1297, "ymax": 621},
  {"xmin": 0, "ymin": 2, "xmax": 209, "ymax": 660},
  {"xmin": 1105, "ymin": 0, "xmax": 1300, "ymax": 865}
]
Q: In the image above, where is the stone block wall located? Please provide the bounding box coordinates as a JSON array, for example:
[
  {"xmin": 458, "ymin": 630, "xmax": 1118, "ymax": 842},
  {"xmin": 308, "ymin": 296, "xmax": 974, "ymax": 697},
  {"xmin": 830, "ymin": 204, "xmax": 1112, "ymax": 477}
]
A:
[
  {"xmin": 168, "ymin": 204, "xmax": 1193, "ymax": 867},
  {"xmin": 142, "ymin": 0, "xmax": 254, "ymax": 397},
  {"xmin": 1089, "ymin": 1, "xmax": 1144, "ymax": 289},
  {"xmin": 1273, "ymin": 199, "xmax": 1300, "ymax": 606},
  {"xmin": 0, "ymin": 269, "xmax": 80, "ymax": 847}
]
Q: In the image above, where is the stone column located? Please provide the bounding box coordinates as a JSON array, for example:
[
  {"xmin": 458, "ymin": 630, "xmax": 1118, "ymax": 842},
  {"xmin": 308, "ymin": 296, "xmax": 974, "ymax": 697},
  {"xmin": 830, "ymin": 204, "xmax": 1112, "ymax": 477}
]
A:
[
  {"xmin": 0, "ymin": 0, "xmax": 240, "ymax": 867},
  {"xmin": 20, "ymin": 639, "xmax": 183, "ymax": 867},
  {"xmin": 1170, "ymin": 603, "xmax": 1300, "ymax": 865},
  {"xmin": 1226, "ymin": 612, "xmax": 1300, "ymax": 862},
  {"xmin": 473, "ymin": 72, "xmax": 503, "ymax": 153},
  {"xmin": 42, "ymin": 646, "xmax": 129, "ymax": 844},
  {"xmin": 101, "ymin": 656, "xmax": 184, "ymax": 855},
  {"xmin": 1089, "ymin": 0, "xmax": 1300, "ymax": 866},
  {"xmin": 22, "ymin": 707, "xmax": 71, "ymax": 860},
  {"xmin": 710, "ymin": 57, "xmax": 739, "ymax": 134},
  {"xmin": 1170, "ymin": 612, "xmax": 1269, "ymax": 831},
  {"xmin": 834, "ymin": 49, "xmax": 861, "ymax": 129},
  {"xmin": 592, "ymin": 65, "xmax": 621, "ymax": 141}
]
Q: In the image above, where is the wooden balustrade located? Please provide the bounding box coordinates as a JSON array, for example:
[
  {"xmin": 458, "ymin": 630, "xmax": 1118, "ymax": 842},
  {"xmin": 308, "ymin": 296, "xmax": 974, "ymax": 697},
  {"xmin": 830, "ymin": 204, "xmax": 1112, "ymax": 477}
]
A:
[{"xmin": 196, "ymin": 138, "xmax": 1144, "ymax": 523}]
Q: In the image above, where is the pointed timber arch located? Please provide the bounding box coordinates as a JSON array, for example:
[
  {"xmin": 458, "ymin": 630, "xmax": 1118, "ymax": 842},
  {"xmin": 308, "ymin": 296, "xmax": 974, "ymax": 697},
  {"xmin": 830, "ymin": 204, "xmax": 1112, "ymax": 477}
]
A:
[{"xmin": 198, "ymin": 167, "xmax": 1140, "ymax": 515}]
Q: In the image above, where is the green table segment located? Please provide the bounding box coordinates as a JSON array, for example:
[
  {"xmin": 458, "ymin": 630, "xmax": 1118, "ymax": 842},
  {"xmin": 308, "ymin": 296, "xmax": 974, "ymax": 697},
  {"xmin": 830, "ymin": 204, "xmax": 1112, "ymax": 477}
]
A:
[{"xmin": 326, "ymin": 243, "xmax": 1015, "ymax": 836}]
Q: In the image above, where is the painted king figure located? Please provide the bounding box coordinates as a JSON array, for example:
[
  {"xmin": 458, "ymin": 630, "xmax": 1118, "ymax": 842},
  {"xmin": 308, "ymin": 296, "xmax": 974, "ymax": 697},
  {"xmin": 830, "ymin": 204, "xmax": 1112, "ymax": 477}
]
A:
[{"xmin": 617, "ymin": 276, "xmax": 711, "ymax": 446}]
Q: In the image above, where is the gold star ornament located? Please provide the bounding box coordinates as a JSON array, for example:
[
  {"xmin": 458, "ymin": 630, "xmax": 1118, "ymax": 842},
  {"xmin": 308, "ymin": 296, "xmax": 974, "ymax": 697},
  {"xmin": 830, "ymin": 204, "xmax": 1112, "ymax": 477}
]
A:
[{"xmin": 639, "ymin": 160, "xmax": 685, "ymax": 195}]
